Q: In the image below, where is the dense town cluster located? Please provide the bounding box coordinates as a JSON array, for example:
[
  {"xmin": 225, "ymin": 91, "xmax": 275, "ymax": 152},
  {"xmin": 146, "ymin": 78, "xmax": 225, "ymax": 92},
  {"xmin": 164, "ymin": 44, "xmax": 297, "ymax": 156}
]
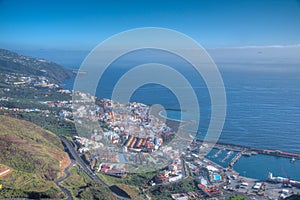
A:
[
  {"xmin": 72, "ymin": 92, "xmax": 173, "ymax": 150},
  {"xmin": 96, "ymin": 98, "xmax": 173, "ymax": 152},
  {"xmin": 72, "ymin": 92, "xmax": 179, "ymax": 174}
]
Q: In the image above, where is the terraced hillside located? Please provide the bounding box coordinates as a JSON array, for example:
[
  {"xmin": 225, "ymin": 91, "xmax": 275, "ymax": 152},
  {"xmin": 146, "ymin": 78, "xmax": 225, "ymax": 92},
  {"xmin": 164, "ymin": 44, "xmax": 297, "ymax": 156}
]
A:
[{"xmin": 0, "ymin": 115, "xmax": 70, "ymax": 199}]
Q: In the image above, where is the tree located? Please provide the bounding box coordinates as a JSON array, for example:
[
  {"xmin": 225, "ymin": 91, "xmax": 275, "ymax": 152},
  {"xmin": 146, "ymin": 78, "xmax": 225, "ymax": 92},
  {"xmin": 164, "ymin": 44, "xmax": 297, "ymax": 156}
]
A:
[{"xmin": 228, "ymin": 195, "xmax": 248, "ymax": 200}]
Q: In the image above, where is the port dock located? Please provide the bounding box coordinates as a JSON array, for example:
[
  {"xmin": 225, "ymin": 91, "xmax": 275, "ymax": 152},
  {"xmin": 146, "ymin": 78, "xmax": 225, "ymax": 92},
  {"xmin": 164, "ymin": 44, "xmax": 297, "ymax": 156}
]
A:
[
  {"xmin": 192, "ymin": 139, "xmax": 300, "ymax": 168},
  {"xmin": 228, "ymin": 151, "xmax": 243, "ymax": 167}
]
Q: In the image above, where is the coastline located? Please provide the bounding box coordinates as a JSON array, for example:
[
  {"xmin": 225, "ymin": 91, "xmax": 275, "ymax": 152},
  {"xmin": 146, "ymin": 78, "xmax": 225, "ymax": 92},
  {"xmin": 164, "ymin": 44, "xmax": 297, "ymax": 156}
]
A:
[
  {"xmin": 156, "ymin": 108, "xmax": 300, "ymax": 160},
  {"xmin": 153, "ymin": 107, "xmax": 300, "ymax": 182},
  {"xmin": 62, "ymin": 76, "xmax": 300, "ymax": 181},
  {"xmin": 158, "ymin": 109, "xmax": 186, "ymax": 123},
  {"xmin": 62, "ymin": 71, "xmax": 300, "ymax": 154}
]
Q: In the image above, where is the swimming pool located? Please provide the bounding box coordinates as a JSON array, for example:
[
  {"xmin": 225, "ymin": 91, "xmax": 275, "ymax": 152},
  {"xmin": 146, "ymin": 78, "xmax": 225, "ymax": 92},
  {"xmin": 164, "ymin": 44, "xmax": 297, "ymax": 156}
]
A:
[{"xmin": 213, "ymin": 173, "xmax": 221, "ymax": 181}]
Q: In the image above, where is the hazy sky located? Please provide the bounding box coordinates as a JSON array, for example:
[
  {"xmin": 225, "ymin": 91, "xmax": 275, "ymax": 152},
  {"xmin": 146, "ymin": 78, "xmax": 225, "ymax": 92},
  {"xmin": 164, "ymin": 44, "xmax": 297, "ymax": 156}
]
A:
[{"xmin": 0, "ymin": 0, "xmax": 300, "ymax": 50}]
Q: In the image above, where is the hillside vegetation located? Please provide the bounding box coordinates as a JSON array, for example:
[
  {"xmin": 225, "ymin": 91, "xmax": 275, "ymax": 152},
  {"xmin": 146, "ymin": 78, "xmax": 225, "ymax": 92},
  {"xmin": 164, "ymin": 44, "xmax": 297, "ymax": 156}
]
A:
[
  {"xmin": 0, "ymin": 115, "xmax": 70, "ymax": 199},
  {"xmin": 0, "ymin": 48, "xmax": 73, "ymax": 83},
  {"xmin": 0, "ymin": 115, "xmax": 70, "ymax": 180},
  {"xmin": 60, "ymin": 166, "xmax": 117, "ymax": 200}
]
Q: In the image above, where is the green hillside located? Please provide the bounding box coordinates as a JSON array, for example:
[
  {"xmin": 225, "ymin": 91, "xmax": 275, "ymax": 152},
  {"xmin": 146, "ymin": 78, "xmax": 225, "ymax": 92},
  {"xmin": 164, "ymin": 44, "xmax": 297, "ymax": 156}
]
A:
[
  {"xmin": 0, "ymin": 48, "xmax": 73, "ymax": 83},
  {"xmin": 0, "ymin": 115, "xmax": 70, "ymax": 199}
]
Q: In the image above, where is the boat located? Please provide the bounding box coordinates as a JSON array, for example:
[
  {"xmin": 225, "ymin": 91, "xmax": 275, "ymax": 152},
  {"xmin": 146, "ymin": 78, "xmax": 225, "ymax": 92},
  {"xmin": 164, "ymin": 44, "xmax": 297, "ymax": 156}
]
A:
[{"xmin": 291, "ymin": 157, "xmax": 296, "ymax": 163}]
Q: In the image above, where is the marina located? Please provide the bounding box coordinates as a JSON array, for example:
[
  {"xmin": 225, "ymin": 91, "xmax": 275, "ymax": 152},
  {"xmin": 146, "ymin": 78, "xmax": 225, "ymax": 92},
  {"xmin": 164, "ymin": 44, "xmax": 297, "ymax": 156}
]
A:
[
  {"xmin": 190, "ymin": 139, "xmax": 300, "ymax": 182},
  {"xmin": 221, "ymin": 150, "xmax": 233, "ymax": 163},
  {"xmin": 195, "ymin": 138, "xmax": 300, "ymax": 162}
]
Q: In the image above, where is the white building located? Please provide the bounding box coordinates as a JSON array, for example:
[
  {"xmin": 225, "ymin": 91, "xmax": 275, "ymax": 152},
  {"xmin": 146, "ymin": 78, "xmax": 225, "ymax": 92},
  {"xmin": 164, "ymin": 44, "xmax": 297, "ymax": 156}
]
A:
[{"xmin": 169, "ymin": 174, "xmax": 182, "ymax": 182}]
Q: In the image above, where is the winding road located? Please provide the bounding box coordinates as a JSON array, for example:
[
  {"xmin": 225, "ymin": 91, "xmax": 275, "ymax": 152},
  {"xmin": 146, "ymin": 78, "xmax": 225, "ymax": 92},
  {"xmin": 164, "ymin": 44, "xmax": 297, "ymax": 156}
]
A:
[
  {"xmin": 55, "ymin": 159, "xmax": 74, "ymax": 200},
  {"xmin": 59, "ymin": 136, "xmax": 131, "ymax": 200}
]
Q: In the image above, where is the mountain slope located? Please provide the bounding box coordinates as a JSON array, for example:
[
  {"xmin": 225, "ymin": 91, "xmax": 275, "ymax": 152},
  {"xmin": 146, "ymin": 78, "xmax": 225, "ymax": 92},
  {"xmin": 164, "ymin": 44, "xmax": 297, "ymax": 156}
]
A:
[
  {"xmin": 0, "ymin": 48, "xmax": 73, "ymax": 83},
  {"xmin": 0, "ymin": 115, "xmax": 70, "ymax": 181}
]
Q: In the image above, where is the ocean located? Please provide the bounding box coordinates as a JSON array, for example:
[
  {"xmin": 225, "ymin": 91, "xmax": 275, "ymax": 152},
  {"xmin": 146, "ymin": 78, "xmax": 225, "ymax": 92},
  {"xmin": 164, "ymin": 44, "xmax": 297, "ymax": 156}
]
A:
[{"xmin": 61, "ymin": 51, "xmax": 300, "ymax": 181}]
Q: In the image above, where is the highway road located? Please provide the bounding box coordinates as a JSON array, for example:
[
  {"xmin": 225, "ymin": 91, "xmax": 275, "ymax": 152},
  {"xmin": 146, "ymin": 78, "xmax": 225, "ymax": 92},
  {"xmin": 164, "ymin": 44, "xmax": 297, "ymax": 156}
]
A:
[{"xmin": 60, "ymin": 136, "xmax": 131, "ymax": 200}]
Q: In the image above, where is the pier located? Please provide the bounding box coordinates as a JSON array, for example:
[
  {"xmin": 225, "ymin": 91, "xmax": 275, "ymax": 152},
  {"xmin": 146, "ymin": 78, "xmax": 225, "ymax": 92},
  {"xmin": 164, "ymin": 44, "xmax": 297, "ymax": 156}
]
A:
[
  {"xmin": 221, "ymin": 151, "xmax": 233, "ymax": 163},
  {"xmin": 192, "ymin": 138, "xmax": 300, "ymax": 167},
  {"xmin": 228, "ymin": 152, "xmax": 243, "ymax": 167},
  {"xmin": 212, "ymin": 149, "xmax": 222, "ymax": 158}
]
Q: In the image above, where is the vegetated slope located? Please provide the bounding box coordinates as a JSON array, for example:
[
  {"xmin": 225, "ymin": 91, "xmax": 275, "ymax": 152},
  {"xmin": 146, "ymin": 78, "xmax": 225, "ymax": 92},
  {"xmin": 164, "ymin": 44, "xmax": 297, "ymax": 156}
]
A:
[
  {"xmin": 0, "ymin": 115, "xmax": 70, "ymax": 180},
  {"xmin": 0, "ymin": 48, "xmax": 73, "ymax": 83}
]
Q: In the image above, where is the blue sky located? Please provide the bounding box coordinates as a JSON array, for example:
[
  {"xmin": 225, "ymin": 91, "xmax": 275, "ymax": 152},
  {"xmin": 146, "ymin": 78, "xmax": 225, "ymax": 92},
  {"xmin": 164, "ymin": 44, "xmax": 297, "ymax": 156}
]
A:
[{"xmin": 0, "ymin": 0, "xmax": 300, "ymax": 50}]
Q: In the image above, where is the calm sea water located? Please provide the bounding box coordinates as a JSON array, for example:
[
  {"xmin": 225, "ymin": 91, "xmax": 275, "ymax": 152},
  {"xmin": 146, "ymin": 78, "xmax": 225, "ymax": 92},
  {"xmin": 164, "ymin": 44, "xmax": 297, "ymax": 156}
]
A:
[
  {"xmin": 206, "ymin": 149, "xmax": 300, "ymax": 181},
  {"xmin": 63, "ymin": 50, "xmax": 300, "ymax": 180}
]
